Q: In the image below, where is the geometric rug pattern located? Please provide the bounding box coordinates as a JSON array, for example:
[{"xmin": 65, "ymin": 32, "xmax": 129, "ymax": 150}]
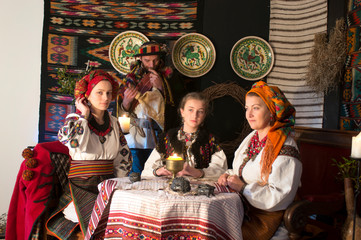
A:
[
  {"xmin": 39, "ymin": 0, "xmax": 202, "ymax": 142},
  {"xmin": 340, "ymin": 0, "xmax": 361, "ymax": 131}
]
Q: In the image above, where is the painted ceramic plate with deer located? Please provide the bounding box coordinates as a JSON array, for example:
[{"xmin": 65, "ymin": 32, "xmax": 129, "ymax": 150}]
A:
[
  {"xmin": 109, "ymin": 31, "xmax": 149, "ymax": 75},
  {"xmin": 230, "ymin": 36, "xmax": 274, "ymax": 81},
  {"xmin": 172, "ymin": 33, "xmax": 216, "ymax": 78}
]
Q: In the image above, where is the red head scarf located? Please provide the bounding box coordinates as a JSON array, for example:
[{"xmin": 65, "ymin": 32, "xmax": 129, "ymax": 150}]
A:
[
  {"xmin": 246, "ymin": 80, "xmax": 296, "ymax": 184},
  {"xmin": 74, "ymin": 70, "xmax": 119, "ymax": 100}
]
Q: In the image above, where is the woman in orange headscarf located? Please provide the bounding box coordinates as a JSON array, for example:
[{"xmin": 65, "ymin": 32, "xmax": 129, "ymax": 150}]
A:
[{"xmin": 218, "ymin": 81, "xmax": 302, "ymax": 240}]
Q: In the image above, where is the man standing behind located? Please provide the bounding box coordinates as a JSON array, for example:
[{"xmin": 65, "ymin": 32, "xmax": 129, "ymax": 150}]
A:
[{"xmin": 118, "ymin": 41, "xmax": 174, "ymax": 173}]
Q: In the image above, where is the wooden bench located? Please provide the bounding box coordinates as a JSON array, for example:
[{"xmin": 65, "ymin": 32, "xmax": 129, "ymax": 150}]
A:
[{"xmin": 284, "ymin": 126, "xmax": 358, "ymax": 239}]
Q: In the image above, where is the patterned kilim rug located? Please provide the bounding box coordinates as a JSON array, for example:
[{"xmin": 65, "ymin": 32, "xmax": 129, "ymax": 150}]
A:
[
  {"xmin": 340, "ymin": 0, "xmax": 361, "ymax": 131},
  {"xmin": 39, "ymin": 0, "xmax": 203, "ymax": 142},
  {"xmin": 267, "ymin": 0, "xmax": 327, "ymax": 128}
]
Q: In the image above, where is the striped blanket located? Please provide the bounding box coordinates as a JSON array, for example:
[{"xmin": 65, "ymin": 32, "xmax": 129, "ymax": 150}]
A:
[{"xmin": 267, "ymin": 0, "xmax": 328, "ymax": 128}]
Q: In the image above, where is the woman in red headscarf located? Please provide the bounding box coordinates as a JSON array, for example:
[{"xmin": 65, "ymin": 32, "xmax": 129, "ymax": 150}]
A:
[
  {"xmin": 217, "ymin": 81, "xmax": 302, "ymax": 240},
  {"xmin": 46, "ymin": 70, "xmax": 132, "ymax": 239}
]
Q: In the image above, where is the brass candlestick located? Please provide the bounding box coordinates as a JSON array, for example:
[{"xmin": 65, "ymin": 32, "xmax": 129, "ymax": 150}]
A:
[{"xmin": 166, "ymin": 157, "xmax": 185, "ymax": 181}]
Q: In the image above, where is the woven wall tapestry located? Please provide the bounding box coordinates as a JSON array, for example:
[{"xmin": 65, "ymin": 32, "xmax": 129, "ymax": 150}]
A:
[
  {"xmin": 267, "ymin": 0, "xmax": 327, "ymax": 128},
  {"xmin": 39, "ymin": 0, "xmax": 202, "ymax": 142},
  {"xmin": 339, "ymin": 0, "xmax": 361, "ymax": 131}
]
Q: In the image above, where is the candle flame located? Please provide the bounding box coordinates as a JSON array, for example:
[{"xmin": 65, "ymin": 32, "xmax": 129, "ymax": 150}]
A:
[{"xmin": 167, "ymin": 153, "xmax": 183, "ymax": 161}]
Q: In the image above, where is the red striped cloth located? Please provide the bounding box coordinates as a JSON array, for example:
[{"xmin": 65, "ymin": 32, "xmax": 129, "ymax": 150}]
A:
[
  {"xmin": 213, "ymin": 182, "xmax": 237, "ymax": 193},
  {"xmin": 85, "ymin": 179, "xmax": 118, "ymax": 240},
  {"xmin": 68, "ymin": 160, "xmax": 114, "ymax": 178}
]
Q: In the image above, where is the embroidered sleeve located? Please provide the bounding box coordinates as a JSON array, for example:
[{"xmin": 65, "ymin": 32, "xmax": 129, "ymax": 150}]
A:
[
  {"xmin": 114, "ymin": 121, "xmax": 133, "ymax": 177},
  {"xmin": 114, "ymin": 145, "xmax": 132, "ymax": 177},
  {"xmin": 140, "ymin": 149, "xmax": 164, "ymax": 178},
  {"xmin": 116, "ymin": 121, "xmax": 128, "ymax": 147},
  {"xmin": 278, "ymin": 145, "xmax": 300, "ymax": 159},
  {"xmin": 58, "ymin": 114, "xmax": 88, "ymax": 148}
]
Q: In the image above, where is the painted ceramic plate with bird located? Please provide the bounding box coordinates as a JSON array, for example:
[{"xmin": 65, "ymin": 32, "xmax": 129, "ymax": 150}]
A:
[
  {"xmin": 109, "ymin": 31, "xmax": 149, "ymax": 75},
  {"xmin": 230, "ymin": 36, "xmax": 274, "ymax": 81},
  {"xmin": 172, "ymin": 33, "xmax": 216, "ymax": 78}
]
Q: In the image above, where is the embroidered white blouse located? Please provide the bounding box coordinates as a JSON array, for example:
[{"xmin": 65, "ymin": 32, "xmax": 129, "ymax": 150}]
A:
[
  {"xmin": 226, "ymin": 130, "xmax": 302, "ymax": 212},
  {"xmin": 58, "ymin": 113, "xmax": 132, "ymax": 177}
]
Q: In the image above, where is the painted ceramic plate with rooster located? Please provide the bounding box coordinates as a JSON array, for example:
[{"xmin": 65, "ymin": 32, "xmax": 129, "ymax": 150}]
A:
[
  {"xmin": 230, "ymin": 36, "xmax": 274, "ymax": 80},
  {"xmin": 172, "ymin": 33, "xmax": 216, "ymax": 78},
  {"xmin": 109, "ymin": 31, "xmax": 149, "ymax": 75}
]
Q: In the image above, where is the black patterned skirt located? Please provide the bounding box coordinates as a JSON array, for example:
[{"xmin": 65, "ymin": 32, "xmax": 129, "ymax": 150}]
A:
[{"xmin": 46, "ymin": 174, "xmax": 113, "ymax": 239}]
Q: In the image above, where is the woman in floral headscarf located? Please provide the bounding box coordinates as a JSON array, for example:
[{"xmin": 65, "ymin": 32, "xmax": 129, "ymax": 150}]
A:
[
  {"xmin": 218, "ymin": 81, "xmax": 302, "ymax": 240},
  {"xmin": 46, "ymin": 70, "xmax": 132, "ymax": 239}
]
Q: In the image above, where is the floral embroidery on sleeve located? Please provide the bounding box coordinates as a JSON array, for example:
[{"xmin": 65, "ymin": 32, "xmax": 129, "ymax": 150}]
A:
[{"xmin": 58, "ymin": 115, "xmax": 82, "ymax": 146}]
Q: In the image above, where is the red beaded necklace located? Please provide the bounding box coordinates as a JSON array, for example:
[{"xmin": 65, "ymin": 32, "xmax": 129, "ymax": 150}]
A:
[{"xmin": 239, "ymin": 132, "xmax": 267, "ymax": 176}]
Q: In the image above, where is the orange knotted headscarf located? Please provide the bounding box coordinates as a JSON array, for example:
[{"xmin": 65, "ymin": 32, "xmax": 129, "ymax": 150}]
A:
[{"xmin": 246, "ymin": 81, "xmax": 296, "ymax": 184}]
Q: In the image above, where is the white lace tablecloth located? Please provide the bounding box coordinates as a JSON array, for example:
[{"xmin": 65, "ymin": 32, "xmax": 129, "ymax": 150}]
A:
[{"xmin": 86, "ymin": 177, "xmax": 244, "ymax": 240}]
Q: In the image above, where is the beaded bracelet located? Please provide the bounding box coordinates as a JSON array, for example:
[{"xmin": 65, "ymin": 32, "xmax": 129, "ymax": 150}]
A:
[
  {"xmin": 153, "ymin": 166, "xmax": 162, "ymax": 177},
  {"xmin": 238, "ymin": 175, "xmax": 247, "ymax": 194},
  {"xmin": 80, "ymin": 114, "xmax": 88, "ymax": 120},
  {"xmin": 239, "ymin": 182, "xmax": 247, "ymax": 195}
]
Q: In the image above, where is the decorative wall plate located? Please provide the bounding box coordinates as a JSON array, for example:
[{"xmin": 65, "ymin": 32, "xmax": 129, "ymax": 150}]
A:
[
  {"xmin": 172, "ymin": 33, "xmax": 216, "ymax": 78},
  {"xmin": 109, "ymin": 31, "xmax": 149, "ymax": 74},
  {"xmin": 230, "ymin": 36, "xmax": 274, "ymax": 80}
]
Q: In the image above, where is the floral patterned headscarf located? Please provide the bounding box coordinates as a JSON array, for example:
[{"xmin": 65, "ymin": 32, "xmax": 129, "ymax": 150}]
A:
[
  {"xmin": 246, "ymin": 80, "xmax": 296, "ymax": 183},
  {"xmin": 74, "ymin": 70, "xmax": 119, "ymax": 100}
]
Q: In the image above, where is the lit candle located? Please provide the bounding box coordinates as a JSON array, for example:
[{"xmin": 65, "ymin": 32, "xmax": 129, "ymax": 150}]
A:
[
  {"xmin": 167, "ymin": 153, "xmax": 183, "ymax": 161},
  {"xmin": 118, "ymin": 115, "xmax": 130, "ymax": 134},
  {"xmin": 351, "ymin": 132, "xmax": 361, "ymax": 158}
]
